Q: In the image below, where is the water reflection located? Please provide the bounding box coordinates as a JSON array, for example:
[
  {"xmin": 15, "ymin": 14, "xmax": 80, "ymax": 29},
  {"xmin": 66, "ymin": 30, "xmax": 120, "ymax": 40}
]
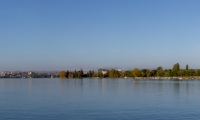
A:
[
  {"xmin": 173, "ymin": 81, "xmax": 180, "ymax": 97},
  {"xmin": 1, "ymin": 78, "xmax": 200, "ymax": 120},
  {"xmin": 56, "ymin": 78, "xmax": 199, "ymax": 98},
  {"xmin": 28, "ymin": 79, "xmax": 32, "ymax": 91},
  {"xmin": 1, "ymin": 78, "xmax": 199, "ymax": 98},
  {"xmin": 130, "ymin": 79, "xmax": 195, "ymax": 100}
]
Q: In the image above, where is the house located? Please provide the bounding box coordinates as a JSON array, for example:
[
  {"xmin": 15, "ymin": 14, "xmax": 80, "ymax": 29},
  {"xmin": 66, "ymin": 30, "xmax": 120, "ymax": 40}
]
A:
[{"xmin": 98, "ymin": 69, "xmax": 109, "ymax": 75}]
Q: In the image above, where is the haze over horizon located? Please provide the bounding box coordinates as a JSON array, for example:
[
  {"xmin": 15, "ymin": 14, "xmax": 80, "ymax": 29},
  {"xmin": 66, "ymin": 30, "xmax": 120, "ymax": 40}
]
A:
[{"xmin": 1, "ymin": 0, "xmax": 200, "ymax": 71}]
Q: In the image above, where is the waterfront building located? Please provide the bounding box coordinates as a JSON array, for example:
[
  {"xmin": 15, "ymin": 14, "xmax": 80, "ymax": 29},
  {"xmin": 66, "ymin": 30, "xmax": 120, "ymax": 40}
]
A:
[
  {"xmin": 98, "ymin": 69, "xmax": 109, "ymax": 75},
  {"xmin": 0, "ymin": 72, "xmax": 5, "ymax": 77}
]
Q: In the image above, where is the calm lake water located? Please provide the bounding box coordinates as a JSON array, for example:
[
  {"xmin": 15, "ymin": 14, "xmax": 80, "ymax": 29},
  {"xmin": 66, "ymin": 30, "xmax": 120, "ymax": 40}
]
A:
[{"xmin": 0, "ymin": 78, "xmax": 200, "ymax": 120}]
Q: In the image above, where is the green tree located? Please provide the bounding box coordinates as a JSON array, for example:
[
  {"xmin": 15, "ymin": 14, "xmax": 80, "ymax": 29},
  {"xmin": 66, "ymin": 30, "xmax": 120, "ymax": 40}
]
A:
[
  {"xmin": 178, "ymin": 70, "xmax": 184, "ymax": 77},
  {"xmin": 123, "ymin": 70, "xmax": 133, "ymax": 77},
  {"xmin": 91, "ymin": 71, "xmax": 96, "ymax": 77},
  {"xmin": 164, "ymin": 71, "xmax": 170, "ymax": 77},
  {"xmin": 141, "ymin": 69, "xmax": 147, "ymax": 77},
  {"xmin": 68, "ymin": 72, "xmax": 74, "ymax": 78},
  {"xmin": 156, "ymin": 70, "xmax": 164, "ymax": 77},
  {"xmin": 109, "ymin": 69, "xmax": 114, "ymax": 78},
  {"xmin": 66, "ymin": 70, "xmax": 69, "ymax": 78},
  {"xmin": 132, "ymin": 68, "xmax": 141, "ymax": 77},
  {"xmin": 173, "ymin": 63, "xmax": 180, "ymax": 71},
  {"xmin": 196, "ymin": 70, "xmax": 200, "ymax": 76},
  {"xmin": 168, "ymin": 69, "xmax": 174, "ymax": 77},
  {"xmin": 156, "ymin": 66, "xmax": 163, "ymax": 77},
  {"xmin": 157, "ymin": 66, "xmax": 163, "ymax": 71},
  {"xmin": 185, "ymin": 70, "xmax": 190, "ymax": 77},
  {"xmin": 190, "ymin": 69, "xmax": 196, "ymax": 76},
  {"xmin": 186, "ymin": 64, "xmax": 189, "ymax": 70},
  {"xmin": 98, "ymin": 70, "xmax": 104, "ymax": 78},
  {"xmin": 108, "ymin": 69, "xmax": 120, "ymax": 78},
  {"xmin": 74, "ymin": 70, "xmax": 78, "ymax": 78},
  {"xmin": 87, "ymin": 70, "xmax": 92, "ymax": 77},
  {"xmin": 114, "ymin": 70, "xmax": 121, "ymax": 78},
  {"xmin": 78, "ymin": 69, "xmax": 83, "ymax": 78},
  {"xmin": 140, "ymin": 71, "xmax": 145, "ymax": 77},
  {"xmin": 146, "ymin": 69, "xmax": 151, "ymax": 77},
  {"xmin": 172, "ymin": 63, "xmax": 180, "ymax": 77},
  {"xmin": 60, "ymin": 71, "xmax": 66, "ymax": 78},
  {"xmin": 80, "ymin": 69, "xmax": 84, "ymax": 78},
  {"xmin": 150, "ymin": 70, "xmax": 157, "ymax": 77}
]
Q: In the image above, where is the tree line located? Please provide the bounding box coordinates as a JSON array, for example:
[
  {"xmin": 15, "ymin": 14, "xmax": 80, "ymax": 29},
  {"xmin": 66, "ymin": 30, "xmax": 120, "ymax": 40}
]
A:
[{"xmin": 60, "ymin": 63, "xmax": 200, "ymax": 78}]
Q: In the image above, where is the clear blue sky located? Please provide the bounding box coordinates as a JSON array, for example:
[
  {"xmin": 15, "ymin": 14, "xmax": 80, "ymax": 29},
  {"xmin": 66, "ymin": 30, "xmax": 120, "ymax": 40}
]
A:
[{"xmin": 0, "ymin": 0, "xmax": 200, "ymax": 71}]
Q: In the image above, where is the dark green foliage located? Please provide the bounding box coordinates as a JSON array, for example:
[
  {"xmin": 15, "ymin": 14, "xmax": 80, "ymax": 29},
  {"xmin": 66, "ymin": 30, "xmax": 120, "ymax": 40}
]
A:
[
  {"xmin": 123, "ymin": 70, "xmax": 133, "ymax": 77},
  {"xmin": 151, "ymin": 70, "xmax": 157, "ymax": 77},
  {"xmin": 132, "ymin": 68, "xmax": 141, "ymax": 77},
  {"xmin": 66, "ymin": 71, "xmax": 69, "ymax": 78},
  {"xmin": 196, "ymin": 70, "xmax": 200, "ymax": 76},
  {"xmin": 190, "ymin": 69, "xmax": 196, "ymax": 76},
  {"xmin": 156, "ymin": 70, "xmax": 164, "ymax": 77},
  {"xmin": 164, "ymin": 70, "xmax": 170, "ymax": 77},
  {"xmin": 109, "ymin": 69, "xmax": 121, "ymax": 78},
  {"xmin": 157, "ymin": 66, "xmax": 163, "ymax": 71},
  {"xmin": 74, "ymin": 70, "xmax": 78, "ymax": 78},
  {"xmin": 173, "ymin": 63, "xmax": 180, "ymax": 71},
  {"xmin": 87, "ymin": 70, "xmax": 92, "ymax": 77},
  {"xmin": 98, "ymin": 71, "xmax": 104, "ymax": 78},
  {"xmin": 186, "ymin": 64, "xmax": 189, "ymax": 70},
  {"xmin": 77, "ymin": 69, "xmax": 83, "ymax": 78},
  {"xmin": 59, "ymin": 63, "xmax": 200, "ymax": 79},
  {"xmin": 185, "ymin": 70, "xmax": 190, "ymax": 77}
]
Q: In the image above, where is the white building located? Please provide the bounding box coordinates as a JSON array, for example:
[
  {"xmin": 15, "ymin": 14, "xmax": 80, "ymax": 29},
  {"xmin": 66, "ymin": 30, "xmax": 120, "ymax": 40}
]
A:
[
  {"xmin": 0, "ymin": 72, "xmax": 5, "ymax": 77},
  {"xmin": 116, "ymin": 69, "xmax": 122, "ymax": 72},
  {"xmin": 98, "ymin": 69, "xmax": 108, "ymax": 75},
  {"xmin": 102, "ymin": 70, "xmax": 108, "ymax": 75},
  {"xmin": 28, "ymin": 71, "xmax": 32, "ymax": 75}
]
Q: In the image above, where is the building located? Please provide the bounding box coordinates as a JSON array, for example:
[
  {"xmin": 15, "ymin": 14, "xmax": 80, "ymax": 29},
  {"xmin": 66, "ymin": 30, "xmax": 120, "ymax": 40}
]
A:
[
  {"xmin": 28, "ymin": 71, "xmax": 32, "ymax": 75},
  {"xmin": 98, "ymin": 69, "xmax": 109, "ymax": 75},
  {"xmin": 0, "ymin": 72, "xmax": 5, "ymax": 77}
]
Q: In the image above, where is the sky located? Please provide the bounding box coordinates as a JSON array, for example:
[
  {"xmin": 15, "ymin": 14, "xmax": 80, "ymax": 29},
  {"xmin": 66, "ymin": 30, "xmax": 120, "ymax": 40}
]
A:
[{"xmin": 0, "ymin": 0, "xmax": 200, "ymax": 71}]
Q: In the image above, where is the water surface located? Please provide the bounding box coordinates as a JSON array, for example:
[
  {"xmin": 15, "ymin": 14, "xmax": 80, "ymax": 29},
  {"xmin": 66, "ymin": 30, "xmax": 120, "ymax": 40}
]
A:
[{"xmin": 0, "ymin": 78, "xmax": 200, "ymax": 120}]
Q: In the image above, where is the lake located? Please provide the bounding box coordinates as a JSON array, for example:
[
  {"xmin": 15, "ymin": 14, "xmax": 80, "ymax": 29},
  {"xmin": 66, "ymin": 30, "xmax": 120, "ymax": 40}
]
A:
[{"xmin": 0, "ymin": 78, "xmax": 200, "ymax": 120}]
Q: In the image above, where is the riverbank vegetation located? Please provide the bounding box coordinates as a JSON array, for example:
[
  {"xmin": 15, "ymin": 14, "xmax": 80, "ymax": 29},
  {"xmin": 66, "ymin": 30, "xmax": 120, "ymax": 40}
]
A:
[{"xmin": 60, "ymin": 63, "xmax": 200, "ymax": 79}]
